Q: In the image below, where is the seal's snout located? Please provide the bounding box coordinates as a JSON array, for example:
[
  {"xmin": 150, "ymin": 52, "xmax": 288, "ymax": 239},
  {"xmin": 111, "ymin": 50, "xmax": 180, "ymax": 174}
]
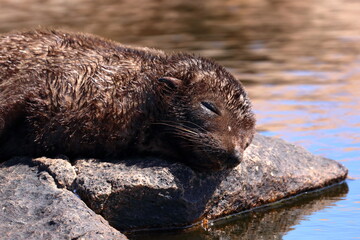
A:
[
  {"xmin": 225, "ymin": 149, "xmax": 243, "ymax": 168},
  {"xmin": 233, "ymin": 149, "xmax": 243, "ymax": 162}
]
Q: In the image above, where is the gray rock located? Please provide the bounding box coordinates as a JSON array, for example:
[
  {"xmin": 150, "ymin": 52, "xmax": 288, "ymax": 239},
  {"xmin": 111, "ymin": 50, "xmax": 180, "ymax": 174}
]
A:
[
  {"xmin": 71, "ymin": 134, "xmax": 348, "ymax": 230},
  {"xmin": 0, "ymin": 158, "xmax": 127, "ymax": 240},
  {"xmin": 0, "ymin": 134, "xmax": 348, "ymax": 234}
]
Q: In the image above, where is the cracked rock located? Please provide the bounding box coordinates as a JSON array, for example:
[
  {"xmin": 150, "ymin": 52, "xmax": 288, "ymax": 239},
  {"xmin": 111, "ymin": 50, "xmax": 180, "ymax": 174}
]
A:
[{"xmin": 0, "ymin": 158, "xmax": 127, "ymax": 240}]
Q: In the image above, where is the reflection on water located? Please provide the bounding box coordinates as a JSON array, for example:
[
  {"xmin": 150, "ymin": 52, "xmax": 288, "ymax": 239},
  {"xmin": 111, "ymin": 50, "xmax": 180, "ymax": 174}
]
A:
[
  {"xmin": 1, "ymin": 0, "xmax": 359, "ymax": 238},
  {"xmin": 130, "ymin": 182, "xmax": 349, "ymax": 240}
]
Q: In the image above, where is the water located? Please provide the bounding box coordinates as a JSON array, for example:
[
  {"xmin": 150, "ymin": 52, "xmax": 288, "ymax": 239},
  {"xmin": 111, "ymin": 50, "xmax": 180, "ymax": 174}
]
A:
[{"xmin": 0, "ymin": 0, "xmax": 359, "ymax": 239}]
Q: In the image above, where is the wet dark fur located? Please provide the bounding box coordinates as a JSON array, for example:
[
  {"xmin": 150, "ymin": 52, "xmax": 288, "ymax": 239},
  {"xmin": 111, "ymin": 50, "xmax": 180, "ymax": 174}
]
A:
[{"xmin": 0, "ymin": 29, "xmax": 255, "ymax": 170}]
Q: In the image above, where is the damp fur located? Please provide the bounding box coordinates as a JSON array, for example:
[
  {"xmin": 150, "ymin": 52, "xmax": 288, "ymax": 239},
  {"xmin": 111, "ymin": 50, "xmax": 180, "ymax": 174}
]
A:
[{"xmin": 0, "ymin": 29, "xmax": 256, "ymax": 170}]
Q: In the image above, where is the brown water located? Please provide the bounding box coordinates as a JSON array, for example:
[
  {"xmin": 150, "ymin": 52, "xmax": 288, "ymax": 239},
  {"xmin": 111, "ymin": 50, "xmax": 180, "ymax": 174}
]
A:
[{"xmin": 1, "ymin": 0, "xmax": 359, "ymax": 239}]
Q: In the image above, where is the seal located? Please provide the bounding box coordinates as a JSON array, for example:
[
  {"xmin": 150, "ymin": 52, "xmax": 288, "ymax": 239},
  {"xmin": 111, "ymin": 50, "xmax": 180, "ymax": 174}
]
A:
[{"xmin": 0, "ymin": 29, "xmax": 255, "ymax": 170}]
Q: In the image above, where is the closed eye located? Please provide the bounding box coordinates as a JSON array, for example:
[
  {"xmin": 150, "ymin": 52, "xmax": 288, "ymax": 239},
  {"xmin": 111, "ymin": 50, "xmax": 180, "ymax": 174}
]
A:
[{"xmin": 201, "ymin": 101, "xmax": 221, "ymax": 115}]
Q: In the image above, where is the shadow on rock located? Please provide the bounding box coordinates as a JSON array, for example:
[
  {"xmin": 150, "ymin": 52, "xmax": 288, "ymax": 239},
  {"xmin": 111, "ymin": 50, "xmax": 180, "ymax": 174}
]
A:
[{"xmin": 73, "ymin": 157, "xmax": 230, "ymax": 231}]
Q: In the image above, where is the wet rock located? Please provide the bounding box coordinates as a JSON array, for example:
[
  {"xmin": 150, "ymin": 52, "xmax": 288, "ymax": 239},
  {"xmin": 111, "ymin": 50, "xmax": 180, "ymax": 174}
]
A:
[
  {"xmin": 200, "ymin": 182, "xmax": 349, "ymax": 240},
  {"xmin": 0, "ymin": 134, "xmax": 348, "ymax": 234},
  {"xmin": 0, "ymin": 158, "xmax": 127, "ymax": 240},
  {"xmin": 130, "ymin": 182, "xmax": 349, "ymax": 240},
  {"xmin": 71, "ymin": 134, "xmax": 348, "ymax": 230}
]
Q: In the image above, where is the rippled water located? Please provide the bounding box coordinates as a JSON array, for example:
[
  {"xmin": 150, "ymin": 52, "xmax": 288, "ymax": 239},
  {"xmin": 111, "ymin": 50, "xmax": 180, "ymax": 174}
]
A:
[{"xmin": 1, "ymin": 0, "xmax": 359, "ymax": 239}]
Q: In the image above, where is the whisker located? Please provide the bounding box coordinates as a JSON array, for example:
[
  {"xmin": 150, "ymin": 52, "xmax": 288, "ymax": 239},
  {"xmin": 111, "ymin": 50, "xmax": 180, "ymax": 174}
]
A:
[
  {"xmin": 152, "ymin": 122, "xmax": 199, "ymax": 136},
  {"xmin": 160, "ymin": 119, "xmax": 208, "ymax": 133},
  {"xmin": 151, "ymin": 121, "xmax": 221, "ymax": 150}
]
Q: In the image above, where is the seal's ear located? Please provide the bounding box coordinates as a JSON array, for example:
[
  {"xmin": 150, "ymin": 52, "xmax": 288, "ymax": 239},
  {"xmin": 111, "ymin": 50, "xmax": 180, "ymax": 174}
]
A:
[{"xmin": 157, "ymin": 77, "xmax": 182, "ymax": 90}]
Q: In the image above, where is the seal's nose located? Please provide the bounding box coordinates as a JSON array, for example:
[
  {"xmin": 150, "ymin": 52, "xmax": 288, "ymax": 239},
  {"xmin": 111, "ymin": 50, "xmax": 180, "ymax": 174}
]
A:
[
  {"xmin": 234, "ymin": 149, "xmax": 242, "ymax": 161},
  {"xmin": 234, "ymin": 143, "xmax": 244, "ymax": 158},
  {"xmin": 226, "ymin": 149, "xmax": 242, "ymax": 168}
]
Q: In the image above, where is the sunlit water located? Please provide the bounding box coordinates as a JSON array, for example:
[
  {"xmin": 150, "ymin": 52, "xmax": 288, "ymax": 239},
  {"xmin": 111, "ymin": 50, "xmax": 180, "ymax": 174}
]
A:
[{"xmin": 0, "ymin": 0, "xmax": 359, "ymax": 239}]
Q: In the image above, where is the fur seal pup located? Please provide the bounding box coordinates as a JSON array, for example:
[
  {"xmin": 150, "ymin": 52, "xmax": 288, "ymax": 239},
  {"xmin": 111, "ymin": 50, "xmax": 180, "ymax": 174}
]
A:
[{"xmin": 0, "ymin": 29, "xmax": 255, "ymax": 170}]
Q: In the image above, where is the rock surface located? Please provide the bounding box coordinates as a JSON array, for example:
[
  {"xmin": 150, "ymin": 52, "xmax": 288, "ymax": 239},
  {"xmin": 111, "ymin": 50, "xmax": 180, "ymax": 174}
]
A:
[
  {"xmin": 0, "ymin": 134, "xmax": 348, "ymax": 235},
  {"xmin": 0, "ymin": 158, "xmax": 127, "ymax": 240},
  {"xmin": 71, "ymin": 134, "xmax": 348, "ymax": 230}
]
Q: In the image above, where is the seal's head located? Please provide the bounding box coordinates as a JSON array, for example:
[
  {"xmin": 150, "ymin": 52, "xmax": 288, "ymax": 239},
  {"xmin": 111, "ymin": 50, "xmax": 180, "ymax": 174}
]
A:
[{"xmin": 154, "ymin": 54, "xmax": 256, "ymax": 170}]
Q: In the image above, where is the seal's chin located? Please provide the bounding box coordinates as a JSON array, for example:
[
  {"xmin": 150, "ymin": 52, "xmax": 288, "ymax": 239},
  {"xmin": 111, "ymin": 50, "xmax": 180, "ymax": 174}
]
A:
[
  {"xmin": 149, "ymin": 134, "xmax": 243, "ymax": 171},
  {"xmin": 182, "ymin": 151, "xmax": 242, "ymax": 171}
]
